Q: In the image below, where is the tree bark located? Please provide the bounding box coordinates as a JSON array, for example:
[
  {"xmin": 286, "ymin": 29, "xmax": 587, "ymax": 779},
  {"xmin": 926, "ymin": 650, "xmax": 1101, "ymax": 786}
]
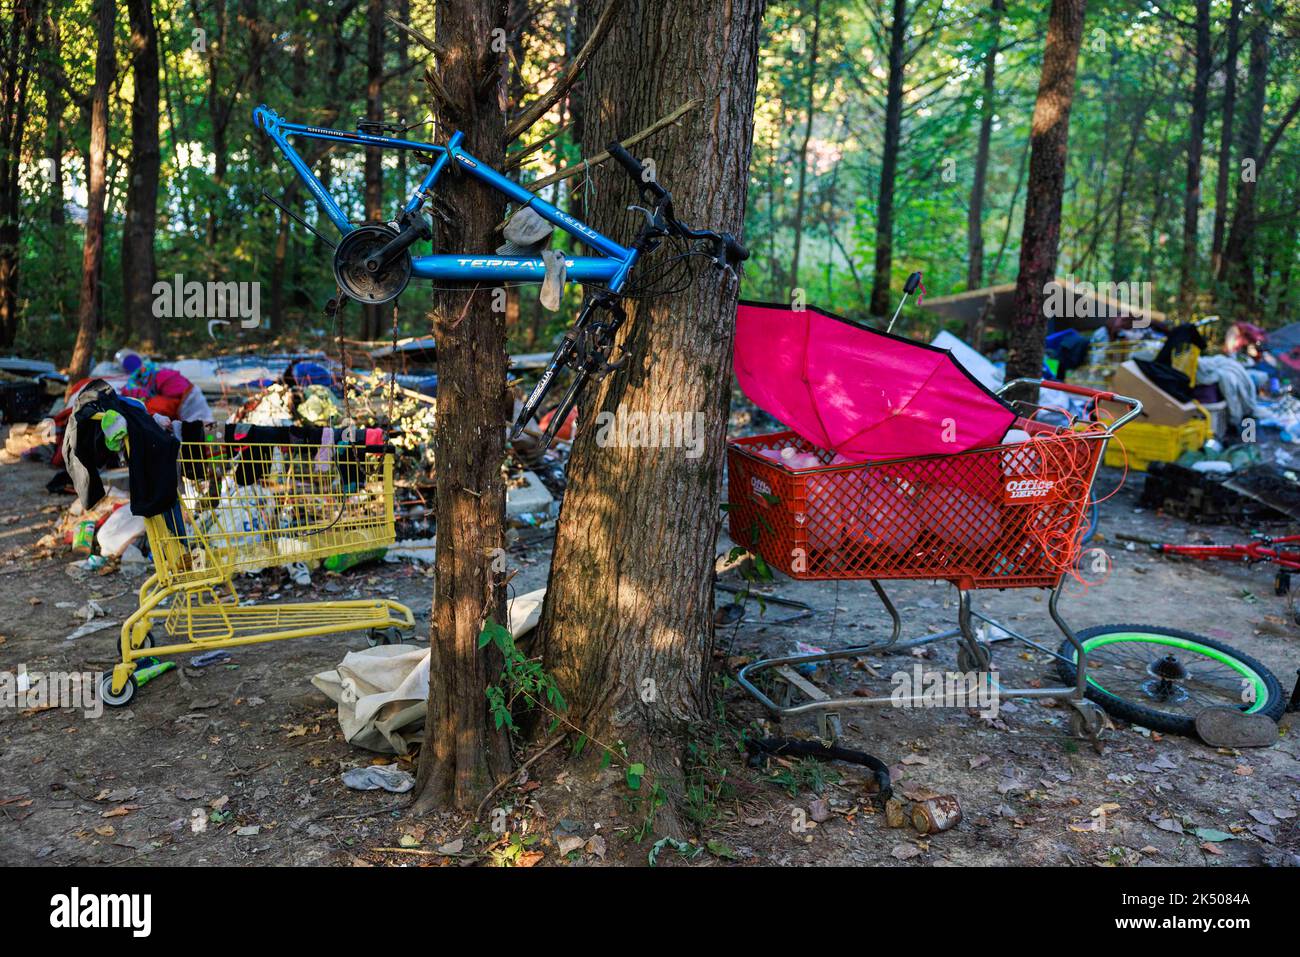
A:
[
  {"xmin": 1005, "ymin": 0, "xmax": 1085, "ymax": 387},
  {"xmin": 69, "ymin": 0, "xmax": 115, "ymax": 378},
  {"xmin": 1217, "ymin": 4, "xmax": 1268, "ymax": 312},
  {"xmin": 789, "ymin": 0, "xmax": 822, "ymax": 296},
  {"xmin": 536, "ymin": 0, "xmax": 764, "ymax": 836},
  {"xmin": 1178, "ymin": 0, "xmax": 1211, "ymax": 312},
  {"xmin": 123, "ymin": 0, "xmax": 162, "ymax": 350},
  {"xmin": 0, "ymin": 0, "xmax": 41, "ymax": 349},
  {"xmin": 361, "ymin": 0, "xmax": 385, "ymax": 341},
  {"xmin": 869, "ymin": 0, "xmax": 907, "ymax": 316},
  {"xmin": 967, "ymin": 0, "xmax": 1003, "ymax": 292},
  {"xmin": 411, "ymin": 0, "xmax": 514, "ymax": 814},
  {"xmin": 1209, "ymin": 0, "xmax": 1242, "ymax": 275}
]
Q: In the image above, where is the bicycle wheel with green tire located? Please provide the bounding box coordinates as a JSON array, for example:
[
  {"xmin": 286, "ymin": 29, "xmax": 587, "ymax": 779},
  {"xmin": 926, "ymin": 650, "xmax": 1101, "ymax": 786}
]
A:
[{"xmin": 1056, "ymin": 625, "xmax": 1285, "ymax": 736}]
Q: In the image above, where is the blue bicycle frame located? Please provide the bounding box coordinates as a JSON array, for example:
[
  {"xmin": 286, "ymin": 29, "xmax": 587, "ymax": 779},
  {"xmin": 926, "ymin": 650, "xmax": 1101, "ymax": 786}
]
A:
[{"xmin": 253, "ymin": 106, "xmax": 641, "ymax": 292}]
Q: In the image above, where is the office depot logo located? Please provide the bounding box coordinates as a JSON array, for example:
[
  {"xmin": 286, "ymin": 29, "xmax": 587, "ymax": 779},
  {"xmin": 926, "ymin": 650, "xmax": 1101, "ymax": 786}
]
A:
[
  {"xmin": 1004, "ymin": 477, "xmax": 1056, "ymax": 503},
  {"xmin": 750, "ymin": 475, "xmax": 773, "ymax": 501}
]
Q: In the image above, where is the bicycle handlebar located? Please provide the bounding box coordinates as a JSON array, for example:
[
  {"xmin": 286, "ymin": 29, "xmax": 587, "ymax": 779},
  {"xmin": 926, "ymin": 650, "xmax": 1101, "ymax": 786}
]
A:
[
  {"xmin": 606, "ymin": 141, "xmax": 668, "ymax": 203},
  {"xmin": 606, "ymin": 139, "xmax": 749, "ymax": 268}
]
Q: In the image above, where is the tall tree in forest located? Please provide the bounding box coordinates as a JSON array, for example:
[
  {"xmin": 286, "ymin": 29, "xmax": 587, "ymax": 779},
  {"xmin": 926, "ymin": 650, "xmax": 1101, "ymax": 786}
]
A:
[
  {"xmin": 123, "ymin": 0, "xmax": 162, "ymax": 349},
  {"xmin": 536, "ymin": 0, "xmax": 764, "ymax": 834},
  {"xmin": 1210, "ymin": 0, "xmax": 1242, "ymax": 275},
  {"xmin": 361, "ymin": 0, "xmax": 386, "ymax": 341},
  {"xmin": 788, "ymin": 0, "xmax": 822, "ymax": 294},
  {"xmin": 1177, "ymin": 0, "xmax": 1211, "ymax": 312},
  {"xmin": 69, "ymin": 0, "xmax": 115, "ymax": 378},
  {"xmin": 869, "ymin": 0, "xmax": 908, "ymax": 316},
  {"xmin": 967, "ymin": 0, "xmax": 1004, "ymax": 291},
  {"xmin": 1005, "ymin": 0, "xmax": 1085, "ymax": 386},
  {"xmin": 410, "ymin": 0, "xmax": 514, "ymax": 812},
  {"xmin": 0, "ymin": 0, "xmax": 41, "ymax": 349},
  {"xmin": 1218, "ymin": 1, "xmax": 1300, "ymax": 313}
]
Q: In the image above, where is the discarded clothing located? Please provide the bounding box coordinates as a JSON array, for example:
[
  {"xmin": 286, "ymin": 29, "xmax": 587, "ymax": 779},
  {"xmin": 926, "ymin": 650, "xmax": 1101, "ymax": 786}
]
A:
[
  {"xmin": 63, "ymin": 380, "xmax": 180, "ymax": 517},
  {"xmin": 1195, "ymin": 355, "xmax": 1257, "ymax": 424}
]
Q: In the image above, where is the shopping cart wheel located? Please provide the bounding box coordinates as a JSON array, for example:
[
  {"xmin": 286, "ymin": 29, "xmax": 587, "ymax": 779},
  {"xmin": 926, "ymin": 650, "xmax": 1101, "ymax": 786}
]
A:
[
  {"xmin": 99, "ymin": 672, "xmax": 137, "ymax": 708},
  {"xmin": 1056, "ymin": 625, "xmax": 1286, "ymax": 736},
  {"xmin": 1068, "ymin": 700, "xmax": 1105, "ymax": 740},
  {"xmin": 366, "ymin": 627, "xmax": 404, "ymax": 647},
  {"xmin": 1274, "ymin": 570, "xmax": 1290, "ymax": 596},
  {"xmin": 956, "ymin": 641, "xmax": 992, "ymax": 673}
]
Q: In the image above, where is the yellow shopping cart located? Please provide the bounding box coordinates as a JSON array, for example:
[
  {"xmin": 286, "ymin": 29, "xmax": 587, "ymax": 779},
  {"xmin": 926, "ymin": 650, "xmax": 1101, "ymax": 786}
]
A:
[{"xmin": 100, "ymin": 432, "xmax": 414, "ymax": 706}]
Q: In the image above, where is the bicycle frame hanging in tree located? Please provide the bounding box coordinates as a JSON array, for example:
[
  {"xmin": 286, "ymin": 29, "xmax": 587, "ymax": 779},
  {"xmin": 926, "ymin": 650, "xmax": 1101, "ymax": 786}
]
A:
[{"xmin": 253, "ymin": 106, "xmax": 641, "ymax": 290}]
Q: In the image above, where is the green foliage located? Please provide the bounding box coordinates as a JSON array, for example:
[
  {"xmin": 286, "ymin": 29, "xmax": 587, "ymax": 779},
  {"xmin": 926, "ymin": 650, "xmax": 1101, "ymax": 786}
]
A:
[{"xmin": 480, "ymin": 617, "xmax": 566, "ymax": 731}]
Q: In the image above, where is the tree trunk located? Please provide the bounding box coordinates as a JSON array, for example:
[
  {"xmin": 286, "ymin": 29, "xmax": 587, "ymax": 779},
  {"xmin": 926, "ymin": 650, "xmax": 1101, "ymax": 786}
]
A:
[
  {"xmin": 44, "ymin": 11, "xmax": 64, "ymax": 229},
  {"xmin": 967, "ymin": 0, "xmax": 1003, "ymax": 291},
  {"xmin": 1218, "ymin": 5, "xmax": 1268, "ymax": 312},
  {"xmin": 0, "ymin": 0, "xmax": 40, "ymax": 349},
  {"xmin": 123, "ymin": 0, "xmax": 162, "ymax": 350},
  {"xmin": 789, "ymin": 0, "xmax": 821, "ymax": 296},
  {"xmin": 869, "ymin": 0, "xmax": 907, "ymax": 317},
  {"xmin": 1178, "ymin": 0, "xmax": 1211, "ymax": 313},
  {"xmin": 536, "ymin": 0, "xmax": 764, "ymax": 836},
  {"xmin": 1005, "ymin": 0, "xmax": 1085, "ymax": 386},
  {"xmin": 361, "ymin": 0, "xmax": 385, "ymax": 341},
  {"xmin": 411, "ymin": 0, "xmax": 514, "ymax": 814},
  {"xmin": 69, "ymin": 0, "xmax": 115, "ymax": 378},
  {"xmin": 1210, "ymin": 0, "xmax": 1242, "ymax": 275}
]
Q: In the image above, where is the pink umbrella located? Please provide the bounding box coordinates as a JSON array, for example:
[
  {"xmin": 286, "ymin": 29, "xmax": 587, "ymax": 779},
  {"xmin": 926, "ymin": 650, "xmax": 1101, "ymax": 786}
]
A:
[{"xmin": 734, "ymin": 301, "xmax": 1017, "ymax": 462}]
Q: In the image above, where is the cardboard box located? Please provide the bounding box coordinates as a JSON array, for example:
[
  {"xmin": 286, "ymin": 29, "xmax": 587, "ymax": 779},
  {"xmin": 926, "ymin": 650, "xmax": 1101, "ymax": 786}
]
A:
[{"xmin": 1100, "ymin": 360, "xmax": 1202, "ymax": 428}]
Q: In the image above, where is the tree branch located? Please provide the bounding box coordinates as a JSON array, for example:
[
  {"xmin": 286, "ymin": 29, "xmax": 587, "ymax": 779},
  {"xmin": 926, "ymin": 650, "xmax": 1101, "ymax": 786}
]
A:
[
  {"xmin": 503, "ymin": 0, "xmax": 625, "ymax": 144},
  {"xmin": 493, "ymin": 98, "xmax": 702, "ymax": 229}
]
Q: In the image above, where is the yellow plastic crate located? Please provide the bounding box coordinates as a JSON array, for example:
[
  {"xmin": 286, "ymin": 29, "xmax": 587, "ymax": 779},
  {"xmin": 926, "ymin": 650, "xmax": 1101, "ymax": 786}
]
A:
[{"xmin": 1103, "ymin": 412, "xmax": 1210, "ymax": 472}]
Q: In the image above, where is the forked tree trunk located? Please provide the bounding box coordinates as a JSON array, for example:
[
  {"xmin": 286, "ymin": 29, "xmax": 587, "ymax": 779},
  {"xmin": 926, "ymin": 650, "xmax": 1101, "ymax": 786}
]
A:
[
  {"xmin": 1005, "ymin": 0, "xmax": 1085, "ymax": 387},
  {"xmin": 123, "ymin": 0, "xmax": 162, "ymax": 350},
  {"xmin": 869, "ymin": 0, "xmax": 907, "ymax": 316},
  {"xmin": 411, "ymin": 0, "xmax": 514, "ymax": 813},
  {"xmin": 536, "ymin": 0, "xmax": 764, "ymax": 835},
  {"xmin": 69, "ymin": 0, "xmax": 115, "ymax": 379}
]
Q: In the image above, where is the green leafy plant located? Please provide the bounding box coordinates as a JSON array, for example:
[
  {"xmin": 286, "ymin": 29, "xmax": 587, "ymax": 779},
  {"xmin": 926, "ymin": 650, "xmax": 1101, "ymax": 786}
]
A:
[{"xmin": 480, "ymin": 617, "xmax": 566, "ymax": 731}]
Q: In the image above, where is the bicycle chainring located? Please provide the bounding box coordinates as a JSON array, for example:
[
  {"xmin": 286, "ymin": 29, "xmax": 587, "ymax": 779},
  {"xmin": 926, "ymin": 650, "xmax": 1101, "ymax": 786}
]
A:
[{"xmin": 333, "ymin": 223, "xmax": 413, "ymax": 304}]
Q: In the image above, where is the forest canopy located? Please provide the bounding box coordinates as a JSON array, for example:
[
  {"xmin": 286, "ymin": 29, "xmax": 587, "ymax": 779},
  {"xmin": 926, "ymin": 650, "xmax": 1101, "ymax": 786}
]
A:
[{"xmin": 1, "ymin": 0, "xmax": 1298, "ymax": 363}]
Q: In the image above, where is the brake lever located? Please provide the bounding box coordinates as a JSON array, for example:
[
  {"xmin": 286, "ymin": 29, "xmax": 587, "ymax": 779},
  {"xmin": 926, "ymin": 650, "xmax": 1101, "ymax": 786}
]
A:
[{"xmin": 628, "ymin": 205, "xmax": 656, "ymax": 229}]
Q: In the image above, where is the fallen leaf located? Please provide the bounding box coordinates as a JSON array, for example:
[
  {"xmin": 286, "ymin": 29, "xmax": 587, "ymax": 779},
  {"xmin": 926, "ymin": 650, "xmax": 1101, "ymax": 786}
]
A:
[
  {"xmin": 890, "ymin": 843, "xmax": 923, "ymax": 861},
  {"xmin": 556, "ymin": 834, "xmax": 585, "ymax": 856},
  {"xmin": 1193, "ymin": 827, "xmax": 1234, "ymax": 843},
  {"xmin": 436, "ymin": 838, "xmax": 464, "ymax": 855}
]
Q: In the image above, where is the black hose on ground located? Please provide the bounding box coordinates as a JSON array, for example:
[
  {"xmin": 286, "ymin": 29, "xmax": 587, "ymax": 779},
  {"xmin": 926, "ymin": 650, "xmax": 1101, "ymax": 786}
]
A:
[{"xmin": 745, "ymin": 736, "xmax": 892, "ymax": 805}]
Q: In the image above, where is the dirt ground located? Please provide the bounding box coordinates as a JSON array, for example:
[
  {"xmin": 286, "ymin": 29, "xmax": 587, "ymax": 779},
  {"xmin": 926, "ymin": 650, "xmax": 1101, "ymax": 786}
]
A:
[{"xmin": 1, "ymin": 448, "xmax": 1297, "ymax": 867}]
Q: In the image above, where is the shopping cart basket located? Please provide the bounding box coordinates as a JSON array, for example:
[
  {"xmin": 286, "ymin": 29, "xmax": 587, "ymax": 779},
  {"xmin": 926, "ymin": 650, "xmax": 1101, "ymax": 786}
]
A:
[
  {"xmin": 725, "ymin": 379, "xmax": 1141, "ymax": 743},
  {"xmin": 100, "ymin": 433, "xmax": 414, "ymax": 706}
]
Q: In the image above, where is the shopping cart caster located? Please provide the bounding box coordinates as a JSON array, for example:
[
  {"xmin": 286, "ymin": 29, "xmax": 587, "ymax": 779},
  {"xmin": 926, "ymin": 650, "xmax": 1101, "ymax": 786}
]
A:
[
  {"xmin": 956, "ymin": 641, "xmax": 992, "ymax": 674},
  {"xmin": 132, "ymin": 629, "xmax": 156, "ymax": 650},
  {"xmin": 1274, "ymin": 570, "xmax": 1290, "ymax": 596},
  {"xmin": 1068, "ymin": 699, "xmax": 1105, "ymax": 747},
  {"xmin": 99, "ymin": 669, "xmax": 138, "ymax": 708},
  {"xmin": 366, "ymin": 627, "xmax": 404, "ymax": 647}
]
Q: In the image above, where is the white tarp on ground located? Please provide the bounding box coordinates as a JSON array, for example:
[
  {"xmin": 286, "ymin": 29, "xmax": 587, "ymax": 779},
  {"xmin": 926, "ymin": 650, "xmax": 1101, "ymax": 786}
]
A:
[
  {"xmin": 310, "ymin": 589, "xmax": 546, "ymax": 754},
  {"xmin": 931, "ymin": 330, "xmax": 1004, "ymax": 392}
]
